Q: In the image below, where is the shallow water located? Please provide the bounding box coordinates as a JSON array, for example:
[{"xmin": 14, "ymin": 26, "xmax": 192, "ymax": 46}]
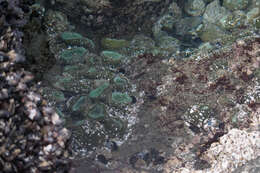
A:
[{"xmin": 29, "ymin": 0, "xmax": 260, "ymax": 172}]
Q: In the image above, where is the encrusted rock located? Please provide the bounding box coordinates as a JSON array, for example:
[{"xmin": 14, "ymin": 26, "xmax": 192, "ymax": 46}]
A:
[{"xmin": 0, "ymin": 0, "xmax": 72, "ymax": 172}]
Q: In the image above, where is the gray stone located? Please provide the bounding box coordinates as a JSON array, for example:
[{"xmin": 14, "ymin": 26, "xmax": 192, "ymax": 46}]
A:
[
  {"xmin": 198, "ymin": 23, "xmax": 228, "ymax": 42},
  {"xmin": 173, "ymin": 17, "xmax": 203, "ymax": 36},
  {"xmin": 203, "ymin": 0, "xmax": 231, "ymax": 24},
  {"xmin": 184, "ymin": 0, "xmax": 206, "ymax": 16},
  {"xmin": 219, "ymin": 10, "xmax": 246, "ymax": 29},
  {"xmin": 157, "ymin": 36, "xmax": 180, "ymax": 53},
  {"xmin": 223, "ymin": 0, "xmax": 249, "ymax": 11}
]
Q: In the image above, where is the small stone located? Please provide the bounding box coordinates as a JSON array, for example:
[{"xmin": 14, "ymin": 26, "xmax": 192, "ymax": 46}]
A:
[
  {"xmin": 129, "ymin": 155, "xmax": 138, "ymax": 167},
  {"xmin": 51, "ymin": 113, "xmax": 62, "ymax": 125},
  {"xmin": 97, "ymin": 154, "xmax": 108, "ymax": 164},
  {"xmin": 105, "ymin": 140, "xmax": 118, "ymax": 151},
  {"xmin": 153, "ymin": 156, "xmax": 165, "ymax": 165},
  {"xmin": 246, "ymin": 8, "xmax": 260, "ymax": 24},
  {"xmin": 184, "ymin": 0, "xmax": 206, "ymax": 16}
]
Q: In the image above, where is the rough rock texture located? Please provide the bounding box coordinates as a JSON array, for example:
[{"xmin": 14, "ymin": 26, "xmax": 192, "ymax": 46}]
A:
[
  {"xmin": 161, "ymin": 37, "xmax": 260, "ymax": 173},
  {"xmin": 46, "ymin": 0, "xmax": 172, "ymax": 36},
  {"xmin": 0, "ymin": 0, "xmax": 72, "ymax": 172}
]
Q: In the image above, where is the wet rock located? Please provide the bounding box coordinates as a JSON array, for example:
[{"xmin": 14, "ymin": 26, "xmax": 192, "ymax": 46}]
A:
[
  {"xmin": 172, "ymin": 16, "xmax": 203, "ymax": 37},
  {"xmin": 184, "ymin": 0, "xmax": 206, "ymax": 16},
  {"xmin": 183, "ymin": 104, "xmax": 215, "ymax": 131},
  {"xmin": 194, "ymin": 159, "xmax": 211, "ymax": 170},
  {"xmin": 44, "ymin": 10, "xmax": 70, "ymax": 35},
  {"xmin": 223, "ymin": 0, "xmax": 249, "ymax": 11},
  {"xmin": 129, "ymin": 155, "xmax": 138, "ymax": 167},
  {"xmin": 198, "ymin": 23, "xmax": 228, "ymax": 42},
  {"xmin": 104, "ymin": 118, "xmax": 126, "ymax": 137},
  {"xmin": 153, "ymin": 156, "xmax": 165, "ymax": 165},
  {"xmin": 255, "ymin": 18, "xmax": 260, "ymax": 29},
  {"xmin": 129, "ymin": 34, "xmax": 156, "ymax": 55},
  {"xmin": 200, "ymin": 129, "xmax": 260, "ymax": 172},
  {"xmin": 152, "ymin": 15, "xmax": 175, "ymax": 40},
  {"xmin": 219, "ymin": 10, "xmax": 246, "ymax": 30},
  {"xmin": 203, "ymin": 0, "xmax": 214, "ymax": 3},
  {"xmin": 131, "ymin": 96, "xmax": 137, "ymax": 104},
  {"xmin": 232, "ymin": 156, "xmax": 260, "ymax": 173},
  {"xmin": 246, "ymin": 7, "xmax": 260, "ymax": 24},
  {"xmin": 152, "ymin": 1, "xmax": 182, "ymax": 40},
  {"xmin": 157, "ymin": 36, "xmax": 180, "ymax": 56},
  {"xmin": 105, "ymin": 140, "xmax": 118, "ymax": 151},
  {"xmin": 203, "ymin": 0, "xmax": 231, "ymax": 25},
  {"xmin": 97, "ymin": 154, "xmax": 108, "ymax": 165}
]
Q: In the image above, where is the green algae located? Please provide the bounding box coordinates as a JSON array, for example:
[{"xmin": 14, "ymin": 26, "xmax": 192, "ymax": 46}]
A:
[
  {"xmin": 59, "ymin": 47, "xmax": 87, "ymax": 65},
  {"xmin": 63, "ymin": 65, "xmax": 79, "ymax": 72},
  {"xmin": 86, "ymin": 67, "xmax": 98, "ymax": 79},
  {"xmin": 72, "ymin": 96, "xmax": 87, "ymax": 112},
  {"xmin": 88, "ymin": 103, "xmax": 107, "ymax": 120},
  {"xmin": 101, "ymin": 50, "xmax": 124, "ymax": 65},
  {"xmin": 113, "ymin": 76, "xmax": 127, "ymax": 87},
  {"xmin": 60, "ymin": 31, "xmax": 95, "ymax": 49},
  {"xmin": 53, "ymin": 74, "xmax": 74, "ymax": 90},
  {"xmin": 101, "ymin": 38, "xmax": 129, "ymax": 49},
  {"xmin": 89, "ymin": 82, "xmax": 110, "ymax": 99},
  {"xmin": 52, "ymin": 90, "xmax": 66, "ymax": 102},
  {"xmin": 61, "ymin": 32, "xmax": 83, "ymax": 40},
  {"xmin": 111, "ymin": 92, "xmax": 132, "ymax": 105}
]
